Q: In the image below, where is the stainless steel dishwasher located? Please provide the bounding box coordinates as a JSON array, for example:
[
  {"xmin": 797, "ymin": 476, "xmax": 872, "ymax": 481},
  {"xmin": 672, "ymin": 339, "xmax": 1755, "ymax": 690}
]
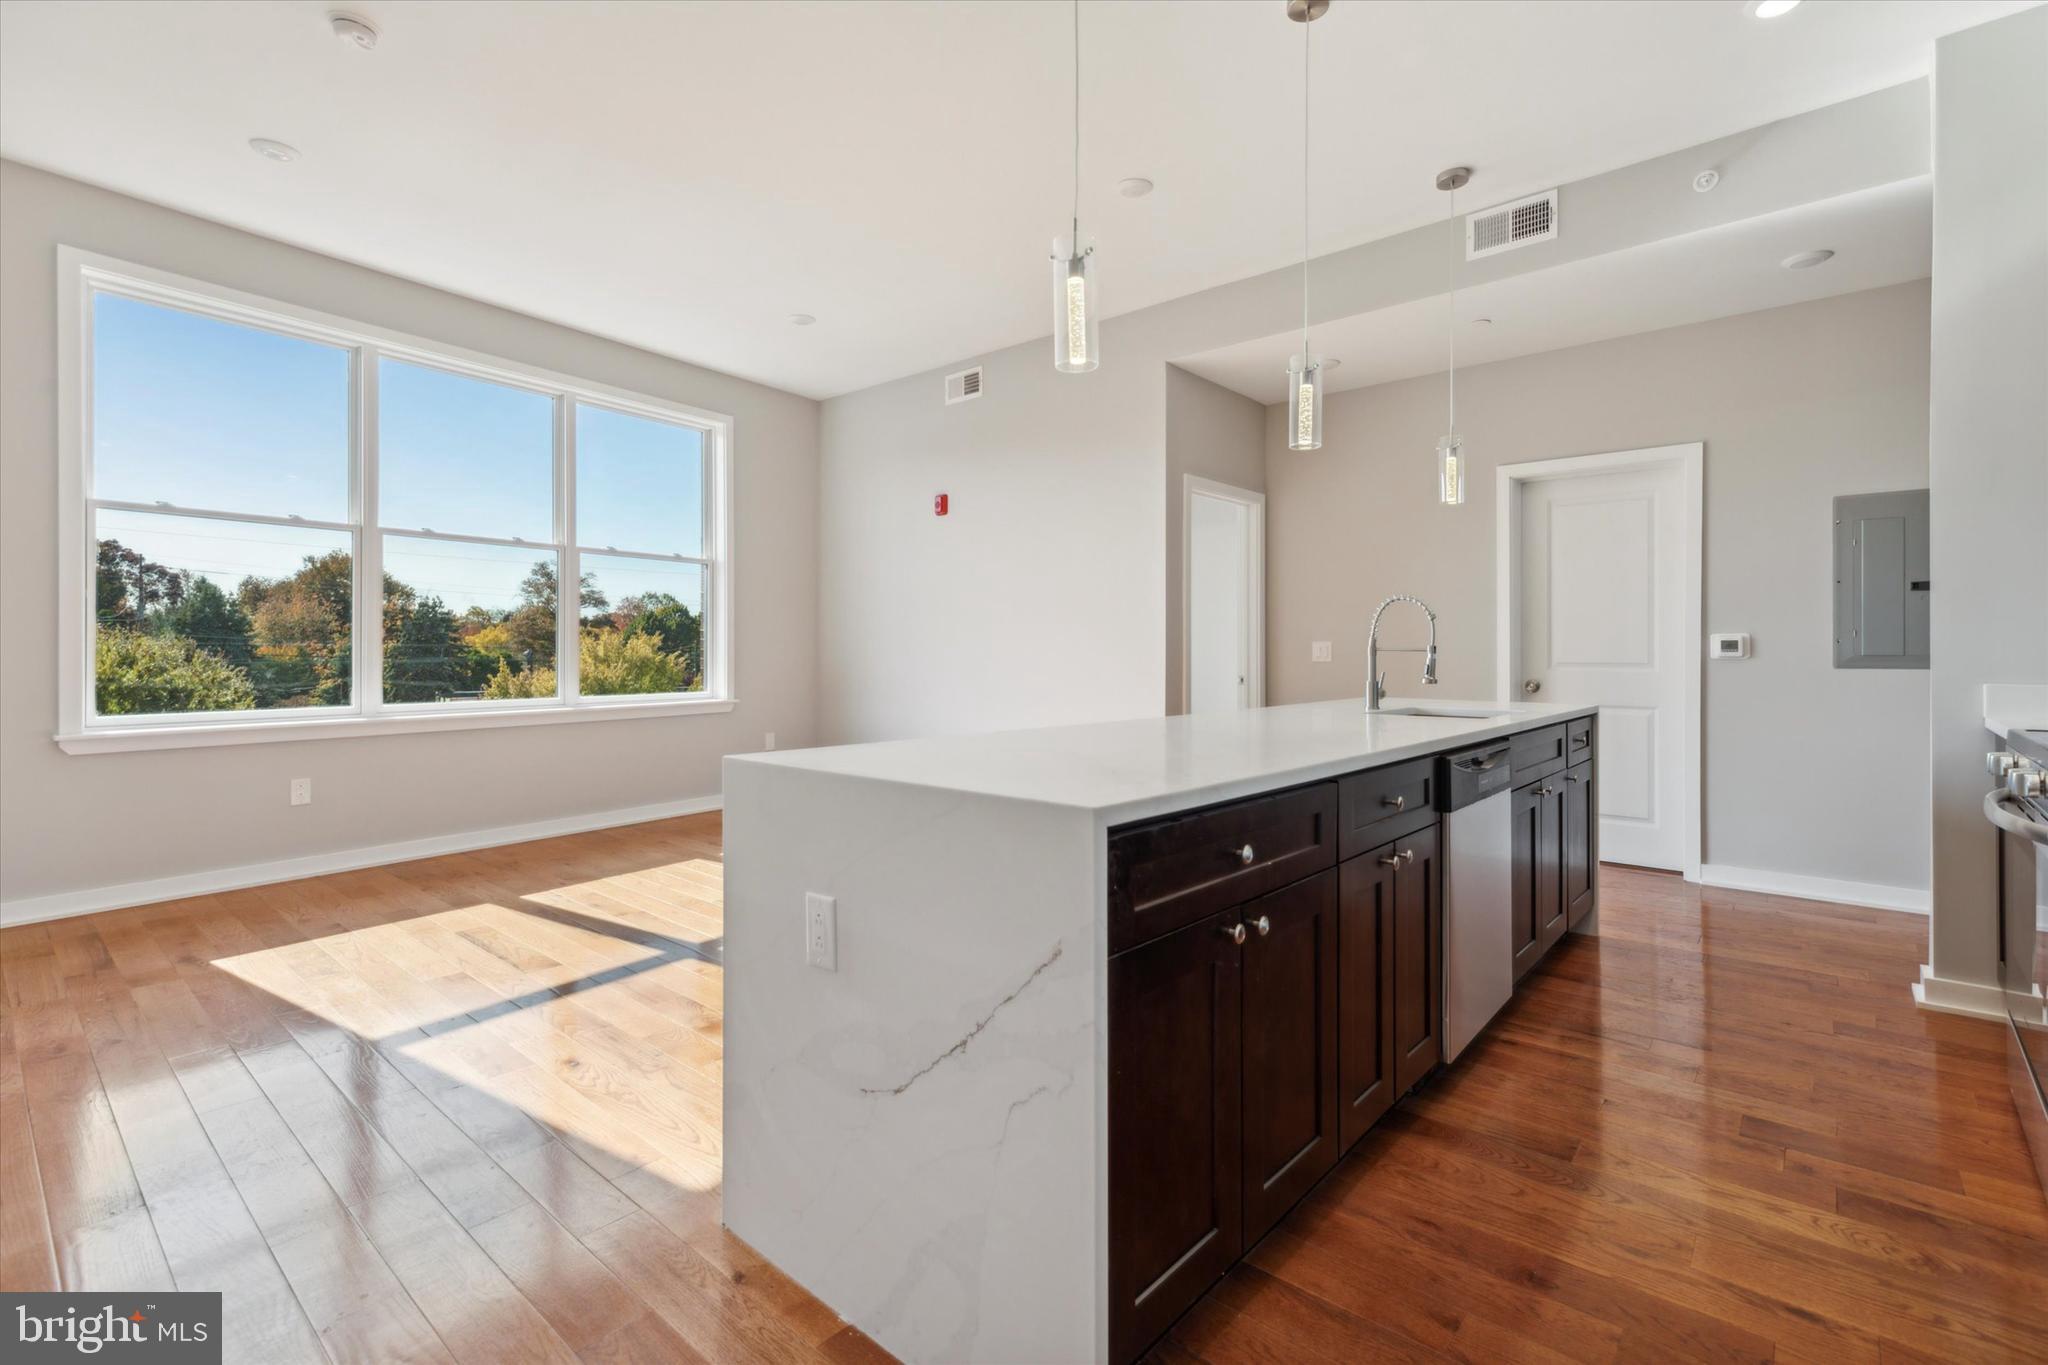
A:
[{"xmin": 1440, "ymin": 740, "xmax": 1514, "ymax": 1063}]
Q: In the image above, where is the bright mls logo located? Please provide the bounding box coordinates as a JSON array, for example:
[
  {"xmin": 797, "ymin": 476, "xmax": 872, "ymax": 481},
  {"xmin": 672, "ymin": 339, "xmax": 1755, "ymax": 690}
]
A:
[{"xmin": 3, "ymin": 1294, "xmax": 220, "ymax": 1363}]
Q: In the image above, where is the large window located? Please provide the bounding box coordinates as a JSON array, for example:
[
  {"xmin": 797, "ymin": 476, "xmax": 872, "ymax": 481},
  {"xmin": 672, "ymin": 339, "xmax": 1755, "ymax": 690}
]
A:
[{"xmin": 60, "ymin": 251, "xmax": 731, "ymax": 751}]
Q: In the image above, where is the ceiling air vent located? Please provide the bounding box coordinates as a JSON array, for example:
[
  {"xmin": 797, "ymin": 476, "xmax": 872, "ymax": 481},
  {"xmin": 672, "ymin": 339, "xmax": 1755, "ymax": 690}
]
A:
[
  {"xmin": 944, "ymin": 365, "xmax": 984, "ymax": 405},
  {"xmin": 1466, "ymin": 188, "xmax": 1559, "ymax": 260}
]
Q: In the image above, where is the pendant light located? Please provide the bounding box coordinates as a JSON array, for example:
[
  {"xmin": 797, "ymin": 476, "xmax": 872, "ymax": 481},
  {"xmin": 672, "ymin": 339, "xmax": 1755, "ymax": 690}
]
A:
[
  {"xmin": 1052, "ymin": 0, "xmax": 1098, "ymax": 373},
  {"xmin": 1285, "ymin": 0, "xmax": 1328, "ymax": 450},
  {"xmin": 1435, "ymin": 165, "xmax": 1471, "ymax": 504}
]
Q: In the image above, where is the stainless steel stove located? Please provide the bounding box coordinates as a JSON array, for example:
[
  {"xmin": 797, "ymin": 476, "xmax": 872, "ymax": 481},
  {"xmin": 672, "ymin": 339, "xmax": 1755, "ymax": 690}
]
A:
[{"xmin": 1985, "ymin": 728, "xmax": 2048, "ymax": 1197}]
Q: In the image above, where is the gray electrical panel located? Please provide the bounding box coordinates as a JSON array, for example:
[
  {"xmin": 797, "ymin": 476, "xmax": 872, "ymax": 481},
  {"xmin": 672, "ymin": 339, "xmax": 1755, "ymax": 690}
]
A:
[{"xmin": 1833, "ymin": 489, "xmax": 1929, "ymax": 670}]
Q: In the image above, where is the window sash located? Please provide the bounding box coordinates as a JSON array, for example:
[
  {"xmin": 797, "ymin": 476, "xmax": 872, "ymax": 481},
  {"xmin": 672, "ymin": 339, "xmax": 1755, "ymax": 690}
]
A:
[{"xmin": 61, "ymin": 249, "xmax": 733, "ymax": 740}]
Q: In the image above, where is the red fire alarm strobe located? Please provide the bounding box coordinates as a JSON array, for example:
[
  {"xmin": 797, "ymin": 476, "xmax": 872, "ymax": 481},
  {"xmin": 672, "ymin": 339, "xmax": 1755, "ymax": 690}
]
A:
[{"xmin": 934, "ymin": 493, "xmax": 949, "ymax": 516}]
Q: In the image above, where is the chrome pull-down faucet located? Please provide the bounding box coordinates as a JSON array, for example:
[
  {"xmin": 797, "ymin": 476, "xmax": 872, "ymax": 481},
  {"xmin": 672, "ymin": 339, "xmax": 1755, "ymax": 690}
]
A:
[{"xmin": 1366, "ymin": 594, "xmax": 1439, "ymax": 711}]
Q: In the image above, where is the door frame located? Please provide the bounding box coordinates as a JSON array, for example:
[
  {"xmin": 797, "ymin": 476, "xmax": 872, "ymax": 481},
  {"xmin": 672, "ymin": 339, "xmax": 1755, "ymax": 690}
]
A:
[
  {"xmin": 1181, "ymin": 474, "xmax": 1266, "ymax": 714},
  {"xmin": 1494, "ymin": 443, "xmax": 1703, "ymax": 882}
]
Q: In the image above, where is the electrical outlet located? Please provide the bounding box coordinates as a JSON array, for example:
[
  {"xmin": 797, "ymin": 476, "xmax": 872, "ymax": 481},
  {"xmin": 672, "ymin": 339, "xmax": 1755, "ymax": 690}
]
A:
[
  {"xmin": 1311, "ymin": 641, "xmax": 1332, "ymax": 663},
  {"xmin": 764, "ymin": 731, "xmax": 776, "ymax": 751},
  {"xmin": 804, "ymin": 893, "xmax": 837, "ymax": 971},
  {"xmin": 290, "ymin": 777, "xmax": 313, "ymax": 806}
]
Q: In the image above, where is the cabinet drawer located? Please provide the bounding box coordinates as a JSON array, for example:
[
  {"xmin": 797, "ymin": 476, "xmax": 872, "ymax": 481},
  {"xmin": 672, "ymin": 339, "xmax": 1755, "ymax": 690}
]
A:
[
  {"xmin": 1567, "ymin": 716, "xmax": 1596, "ymax": 763},
  {"xmin": 1336, "ymin": 757, "xmax": 1438, "ymax": 859},
  {"xmin": 1109, "ymin": 783, "xmax": 1338, "ymax": 954},
  {"xmin": 1510, "ymin": 724, "xmax": 1569, "ymax": 785}
]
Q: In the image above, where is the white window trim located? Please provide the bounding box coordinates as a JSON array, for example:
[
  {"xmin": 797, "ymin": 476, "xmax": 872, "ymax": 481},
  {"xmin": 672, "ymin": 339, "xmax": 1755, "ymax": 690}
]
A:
[{"xmin": 54, "ymin": 247, "xmax": 736, "ymax": 756}]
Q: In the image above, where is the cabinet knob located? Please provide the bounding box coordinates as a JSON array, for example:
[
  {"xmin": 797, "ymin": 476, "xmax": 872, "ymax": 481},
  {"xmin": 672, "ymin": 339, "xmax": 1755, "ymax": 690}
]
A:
[
  {"xmin": 1222, "ymin": 921, "xmax": 1248, "ymax": 946},
  {"xmin": 1402, "ymin": 848, "xmax": 1416, "ymax": 863},
  {"xmin": 1379, "ymin": 854, "xmax": 1402, "ymax": 867},
  {"xmin": 1382, "ymin": 794, "xmax": 1406, "ymax": 811},
  {"xmin": 1252, "ymin": 914, "xmax": 1272, "ymax": 938},
  {"xmin": 1236, "ymin": 843, "xmax": 1256, "ymax": 866},
  {"xmin": 1565, "ymin": 773, "xmax": 1582, "ymax": 784}
]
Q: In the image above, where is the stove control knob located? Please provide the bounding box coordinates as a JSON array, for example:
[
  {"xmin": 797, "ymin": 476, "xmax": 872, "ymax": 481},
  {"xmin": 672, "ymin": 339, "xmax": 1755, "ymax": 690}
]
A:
[
  {"xmin": 1989, "ymin": 751, "xmax": 2020, "ymax": 777},
  {"xmin": 2009, "ymin": 767, "xmax": 2047, "ymax": 801}
]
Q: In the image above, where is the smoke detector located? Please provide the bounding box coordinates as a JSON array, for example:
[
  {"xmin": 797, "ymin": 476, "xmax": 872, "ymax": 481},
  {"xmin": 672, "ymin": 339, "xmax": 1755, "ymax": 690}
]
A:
[
  {"xmin": 328, "ymin": 11, "xmax": 379, "ymax": 50},
  {"xmin": 249, "ymin": 138, "xmax": 301, "ymax": 163},
  {"xmin": 1692, "ymin": 169, "xmax": 1721, "ymax": 194}
]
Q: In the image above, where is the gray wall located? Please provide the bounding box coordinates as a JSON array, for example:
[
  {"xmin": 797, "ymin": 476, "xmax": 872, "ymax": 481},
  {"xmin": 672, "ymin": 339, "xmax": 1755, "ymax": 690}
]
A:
[
  {"xmin": 1165, "ymin": 365, "xmax": 1265, "ymax": 714},
  {"xmin": 1265, "ymin": 282, "xmax": 1934, "ymax": 895},
  {"xmin": 0, "ymin": 161, "xmax": 821, "ymax": 907},
  {"xmin": 1927, "ymin": 7, "xmax": 2048, "ymax": 992},
  {"xmin": 816, "ymin": 87, "xmax": 1929, "ymax": 745}
]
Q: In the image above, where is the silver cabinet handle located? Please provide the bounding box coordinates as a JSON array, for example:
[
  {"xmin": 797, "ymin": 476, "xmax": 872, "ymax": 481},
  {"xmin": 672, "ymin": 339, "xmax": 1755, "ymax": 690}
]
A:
[
  {"xmin": 1252, "ymin": 915, "xmax": 1272, "ymax": 938},
  {"xmin": 1402, "ymin": 848, "xmax": 1416, "ymax": 864},
  {"xmin": 1565, "ymin": 773, "xmax": 1582, "ymax": 784},
  {"xmin": 1524, "ymin": 679, "xmax": 1541, "ymax": 694},
  {"xmin": 1236, "ymin": 843, "xmax": 1256, "ymax": 866},
  {"xmin": 1379, "ymin": 853, "xmax": 1402, "ymax": 867},
  {"xmin": 1382, "ymin": 794, "xmax": 1406, "ymax": 811},
  {"xmin": 1222, "ymin": 921, "xmax": 1248, "ymax": 945}
]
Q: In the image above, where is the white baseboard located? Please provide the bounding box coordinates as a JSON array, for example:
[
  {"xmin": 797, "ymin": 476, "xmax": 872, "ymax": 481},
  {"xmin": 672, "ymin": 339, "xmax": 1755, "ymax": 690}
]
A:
[
  {"xmin": 0, "ymin": 793, "xmax": 723, "ymax": 928},
  {"xmin": 1913, "ymin": 963, "xmax": 2043, "ymax": 1024},
  {"xmin": 1697, "ymin": 863, "xmax": 1929, "ymax": 915}
]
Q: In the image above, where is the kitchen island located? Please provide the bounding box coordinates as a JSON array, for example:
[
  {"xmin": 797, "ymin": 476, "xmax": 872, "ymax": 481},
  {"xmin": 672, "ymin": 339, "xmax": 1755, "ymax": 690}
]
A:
[{"xmin": 722, "ymin": 697, "xmax": 1598, "ymax": 1364}]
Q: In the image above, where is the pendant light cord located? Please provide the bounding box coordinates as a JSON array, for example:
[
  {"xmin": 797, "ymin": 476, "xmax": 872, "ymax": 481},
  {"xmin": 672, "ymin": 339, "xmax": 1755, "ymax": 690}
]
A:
[
  {"xmin": 1447, "ymin": 183, "xmax": 1455, "ymax": 430},
  {"xmin": 1072, "ymin": 0, "xmax": 1081, "ymax": 245},
  {"xmin": 1301, "ymin": 14, "xmax": 1311, "ymax": 355}
]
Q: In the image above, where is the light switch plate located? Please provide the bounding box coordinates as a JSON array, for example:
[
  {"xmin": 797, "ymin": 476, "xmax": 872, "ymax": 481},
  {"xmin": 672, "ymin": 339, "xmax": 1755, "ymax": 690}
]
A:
[
  {"xmin": 805, "ymin": 892, "xmax": 837, "ymax": 971},
  {"xmin": 1311, "ymin": 641, "xmax": 1332, "ymax": 663}
]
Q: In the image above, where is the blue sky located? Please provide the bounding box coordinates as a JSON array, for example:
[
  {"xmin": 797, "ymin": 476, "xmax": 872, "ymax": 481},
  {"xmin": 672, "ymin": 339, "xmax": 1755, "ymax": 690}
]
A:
[{"xmin": 92, "ymin": 293, "xmax": 704, "ymax": 615}]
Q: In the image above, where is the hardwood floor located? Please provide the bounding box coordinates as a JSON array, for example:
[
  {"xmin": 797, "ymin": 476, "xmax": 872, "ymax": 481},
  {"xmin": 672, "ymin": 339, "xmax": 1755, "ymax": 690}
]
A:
[
  {"xmin": 4, "ymin": 825, "xmax": 2044, "ymax": 1363},
  {"xmin": 0, "ymin": 813, "xmax": 887, "ymax": 1365},
  {"xmin": 1152, "ymin": 866, "xmax": 2048, "ymax": 1365}
]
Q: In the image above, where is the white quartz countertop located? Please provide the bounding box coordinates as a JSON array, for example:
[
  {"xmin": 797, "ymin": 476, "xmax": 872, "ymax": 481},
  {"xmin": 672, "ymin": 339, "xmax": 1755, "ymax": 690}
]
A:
[{"xmin": 730, "ymin": 697, "xmax": 1596, "ymax": 824}]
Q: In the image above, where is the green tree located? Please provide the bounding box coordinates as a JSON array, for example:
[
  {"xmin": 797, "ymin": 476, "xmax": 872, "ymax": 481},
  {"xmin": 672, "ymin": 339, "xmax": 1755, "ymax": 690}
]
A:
[
  {"xmin": 96, "ymin": 539, "xmax": 189, "ymax": 628},
  {"xmin": 623, "ymin": 592, "xmax": 702, "ymax": 686},
  {"xmin": 479, "ymin": 657, "xmax": 557, "ymax": 700},
  {"xmin": 384, "ymin": 596, "xmax": 469, "ymax": 702},
  {"xmin": 161, "ymin": 578, "xmax": 255, "ymax": 675},
  {"xmin": 95, "ymin": 627, "xmax": 255, "ymax": 715},
  {"xmin": 580, "ymin": 628, "xmax": 689, "ymax": 695},
  {"xmin": 519, "ymin": 560, "xmax": 606, "ymax": 615}
]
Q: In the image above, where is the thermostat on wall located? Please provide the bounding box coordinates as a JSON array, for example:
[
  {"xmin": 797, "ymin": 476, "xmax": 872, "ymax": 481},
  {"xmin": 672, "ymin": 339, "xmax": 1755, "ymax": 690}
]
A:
[{"xmin": 1709, "ymin": 633, "xmax": 1750, "ymax": 660}]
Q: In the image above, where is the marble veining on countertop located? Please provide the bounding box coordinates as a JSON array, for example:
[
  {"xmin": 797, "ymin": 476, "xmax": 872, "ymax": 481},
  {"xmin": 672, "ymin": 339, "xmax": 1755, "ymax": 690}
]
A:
[{"xmin": 730, "ymin": 697, "xmax": 1596, "ymax": 822}]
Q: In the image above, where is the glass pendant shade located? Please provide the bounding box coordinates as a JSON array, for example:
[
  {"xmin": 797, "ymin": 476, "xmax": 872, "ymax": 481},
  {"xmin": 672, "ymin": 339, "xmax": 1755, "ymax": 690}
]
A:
[
  {"xmin": 1051, "ymin": 237, "xmax": 1099, "ymax": 373},
  {"xmin": 1437, "ymin": 433, "xmax": 1465, "ymax": 505},
  {"xmin": 1287, "ymin": 354, "xmax": 1323, "ymax": 451}
]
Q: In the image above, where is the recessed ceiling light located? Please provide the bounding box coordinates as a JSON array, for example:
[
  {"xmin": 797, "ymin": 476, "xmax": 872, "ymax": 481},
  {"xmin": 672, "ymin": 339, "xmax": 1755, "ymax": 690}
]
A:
[
  {"xmin": 1781, "ymin": 249, "xmax": 1834, "ymax": 270},
  {"xmin": 248, "ymin": 138, "xmax": 300, "ymax": 163},
  {"xmin": 1471, "ymin": 317, "xmax": 1494, "ymax": 326},
  {"xmin": 1321, "ymin": 358, "xmax": 1342, "ymax": 370},
  {"xmin": 787, "ymin": 314, "xmax": 817, "ymax": 327},
  {"xmin": 328, "ymin": 11, "xmax": 379, "ymax": 49},
  {"xmin": 1747, "ymin": 0, "xmax": 1801, "ymax": 17},
  {"xmin": 1692, "ymin": 168, "xmax": 1721, "ymax": 194},
  {"xmin": 1116, "ymin": 177, "xmax": 1154, "ymax": 199}
]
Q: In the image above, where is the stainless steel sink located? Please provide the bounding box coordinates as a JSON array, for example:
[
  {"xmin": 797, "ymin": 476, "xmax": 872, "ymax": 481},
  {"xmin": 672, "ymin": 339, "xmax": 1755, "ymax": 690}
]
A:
[{"xmin": 1375, "ymin": 706, "xmax": 1507, "ymax": 720}]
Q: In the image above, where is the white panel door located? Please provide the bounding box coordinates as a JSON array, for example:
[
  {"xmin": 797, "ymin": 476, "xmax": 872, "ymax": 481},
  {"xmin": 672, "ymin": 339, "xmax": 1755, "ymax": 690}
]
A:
[
  {"xmin": 1519, "ymin": 464, "xmax": 1687, "ymax": 870},
  {"xmin": 1187, "ymin": 492, "xmax": 1251, "ymax": 713}
]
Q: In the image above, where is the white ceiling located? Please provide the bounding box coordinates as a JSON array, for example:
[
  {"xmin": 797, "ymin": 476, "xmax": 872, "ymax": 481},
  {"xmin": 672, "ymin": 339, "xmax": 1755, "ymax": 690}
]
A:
[
  {"xmin": 0, "ymin": 1, "xmax": 2028, "ymax": 399},
  {"xmin": 1176, "ymin": 176, "xmax": 1932, "ymax": 403}
]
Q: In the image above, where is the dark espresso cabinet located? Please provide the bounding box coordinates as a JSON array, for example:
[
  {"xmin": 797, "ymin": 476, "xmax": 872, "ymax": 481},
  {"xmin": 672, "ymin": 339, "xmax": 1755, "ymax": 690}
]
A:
[
  {"xmin": 1109, "ymin": 719, "xmax": 1593, "ymax": 1362},
  {"xmin": 1107, "ymin": 863, "xmax": 1339, "ymax": 1363},
  {"xmin": 1564, "ymin": 760, "xmax": 1597, "ymax": 928},
  {"xmin": 1511, "ymin": 777, "xmax": 1565, "ymax": 982},
  {"xmin": 1107, "ymin": 908, "xmax": 1243, "ymax": 1365}
]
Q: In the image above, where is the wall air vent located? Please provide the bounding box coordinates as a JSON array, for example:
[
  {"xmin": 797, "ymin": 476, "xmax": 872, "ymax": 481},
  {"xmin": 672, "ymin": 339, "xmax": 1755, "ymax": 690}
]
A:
[
  {"xmin": 1465, "ymin": 188, "xmax": 1559, "ymax": 260},
  {"xmin": 944, "ymin": 365, "xmax": 984, "ymax": 405}
]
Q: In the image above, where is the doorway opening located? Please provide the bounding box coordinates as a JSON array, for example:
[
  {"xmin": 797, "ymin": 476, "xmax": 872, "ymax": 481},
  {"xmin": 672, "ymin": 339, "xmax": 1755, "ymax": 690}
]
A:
[
  {"xmin": 1182, "ymin": 475, "xmax": 1265, "ymax": 715},
  {"xmin": 1496, "ymin": 443, "xmax": 1703, "ymax": 879}
]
